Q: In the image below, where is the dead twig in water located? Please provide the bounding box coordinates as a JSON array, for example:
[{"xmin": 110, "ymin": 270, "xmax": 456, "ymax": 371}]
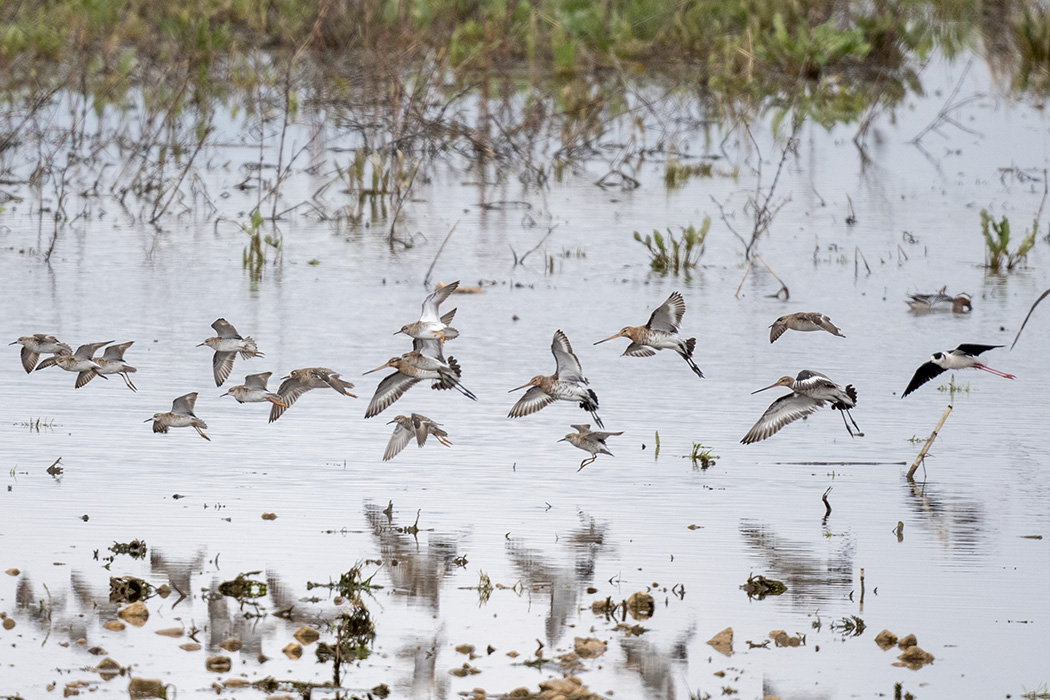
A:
[
  {"xmin": 423, "ymin": 221, "xmax": 458, "ymax": 288},
  {"xmin": 854, "ymin": 247, "xmax": 871, "ymax": 278},
  {"xmin": 910, "ymin": 61, "xmax": 983, "ymax": 145},
  {"xmin": 907, "ymin": 404, "xmax": 953, "ymax": 481},
  {"xmin": 822, "ymin": 487, "xmax": 832, "ymax": 518},
  {"xmin": 1011, "ymin": 287, "xmax": 1050, "ymax": 350}
]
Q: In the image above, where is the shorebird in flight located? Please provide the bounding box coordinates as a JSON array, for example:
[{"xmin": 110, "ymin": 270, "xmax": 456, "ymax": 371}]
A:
[
  {"xmin": 509, "ymin": 330, "xmax": 604, "ymax": 428},
  {"xmin": 147, "ymin": 393, "xmax": 210, "ymax": 440},
  {"xmin": 395, "ymin": 282, "xmax": 460, "ymax": 342},
  {"xmin": 35, "ymin": 340, "xmax": 113, "ymax": 389},
  {"xmin": 902, "ymin": 344, "xmax": 1015, "ymax": 398},
  {"xmin": 594, "ymin": 291, "xmax": 704, "ymax": 378},
  {"xmin": 91, "ymin": 341, "xmax": 138, "ymax": 391},
  {"xmin": 222, "ymin": 372, "xmax": 286, "ymax": 407},
  {"xmin": 741, "ymin": 370, "xmax": 861, "ymax": 444},
  {"xmin": 199, "ymin": 318, "xmax": 263, "ymax": 387},
  {"xmin": 383, "ymin": 413, "xmax": 452, "ymax": 461},
  {"xmin": 11, "ymin": 334, "xmax": 72, "ymax": 373},
  {"xmin": 363, "ymin": 349, "xmax": 476, "ymax": 419},
  {"xmin": 768, "ymin": 312, "xmax": 844, "ymax": 343},
  {"xmin": 559, "ymin": 424, "xmax": 623, "ymax": 470},
  {"xmin": 269, "ymin": 368, "xmax": 356, "ymax": 422}
]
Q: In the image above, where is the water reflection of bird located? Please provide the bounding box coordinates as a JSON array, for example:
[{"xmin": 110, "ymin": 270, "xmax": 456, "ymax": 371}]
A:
[
  {"xmin": 559, "ymin": 424, "xmax": 623, "ymax": 470},
  {"xmin": 35, "ymin": 340, "xmax": 113, "ymax": 389},
  {"xmin": 10, "ymin": 334, "xmax": 72, "ymax": 373},
  {"xmin": 768, "ymin": 312, "xmax": 844, "ymax": 343},
  {"xmin": 741, "ymin": 370, "xmax": 862, "ymax": 444},
  {"xmin": 147, "ymin": 392, "xmax": 209, "ymax": 440},
  {"xmin": 198, "ymin": 318, "xmax": 263, "ymax": 387},
  {"xmin": 91, "ymin": 341, "xmax": 138, "ymax": 391},
  {"xmin": 907, "ymin": 287, "xmax": 972, "ymax": 313},
  {"xmin": 509, "ymin": 330, "xmax": 604, "ymax": 428},
  {"xmin": 594, "ymin": 291, "xmax": 704, "ymax": 378},
  {"xmin": 383, "ymin": 413, "xmax": 452, "ymax": 461},
  {"xmin": 902, "ymin": 344, "xmax": 1015, "ymax": 398},
  {"xmin": 396, "ymin": 281, "xmax": 460, "ymax": 342},
  {"xmin": 269, "ymin": 368, "xmax": 356, "ymax": 422},
  {"xmin": 222, "ymin": 372, "xmax": 286, "ymax": 407}
]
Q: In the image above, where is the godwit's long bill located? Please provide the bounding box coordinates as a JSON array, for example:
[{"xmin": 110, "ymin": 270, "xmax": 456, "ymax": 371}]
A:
[
  {"xmin": 11, "ymin": 334, "xmax": 72, "ymax": 373},
  {"xmin": 198, "ymin": 318, "xmax": 263, "ymax": 387},
  {"xmin": 768, "ymin": 312, "xmax": 844, "ymax": 343},
  {"xmin": 902, "ymin": 344, "xmax": 1015, "ymax": 398},
  {"xmin": 147, "ymin": 392, "xmax": 210, "ymax": 440},
  {"xmin": 269, "ymin": 368, "xmax": 356, "ymax": 422},
  {"xmin": 741, "ymin": 370, "xmax": 862, "ymax": 444},
  {"xmin": 396, "ymin": 281, "xmax": 460, "ymax": 342},
  {"xmin": 559, "ymin": 424, "xmax": 623, "ymax": 471},
  {"xmin": 383, "ymin": 413, "xmax": 453, "ymax": 461},
  {"xmin": 509, "ymin": 330, "xmax": 604, "ymax": 428},
  {"xmin": 594, "ymin": 291, "xmax": 704, "ymax": 378}
]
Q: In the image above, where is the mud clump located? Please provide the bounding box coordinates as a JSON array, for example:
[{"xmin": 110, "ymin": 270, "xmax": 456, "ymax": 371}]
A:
[
  {"xmin": 627, "ymin": 591, "xmax": 654, "ymax": 620},
  {"xmin": 127, "ymin": 677, "xmax": 165, "ymax": 698},
  {"xmin": 117, "ymin": 601, "xmax": 149, "ymax": 626},
  {"xmin": 573, "ymin": 637, "xmax": 607, "ymax": 658},
  {"xmin": 205, "ymin": 656, "xmax": 232, "ymax": 672},
  {"xmin": 896, "ymin": 645, "xmax": 935, "ymax": 668},
  {"xmin": 741, "ymin": 574, "xmax": 786, "ymax": 599},
  {"xmin": 874, "ymin": 629, "xmax": 898, "ymax": 650},
  {"xmin": 707, "ymin": 627, "xmax": 734, "ymax": 656}
]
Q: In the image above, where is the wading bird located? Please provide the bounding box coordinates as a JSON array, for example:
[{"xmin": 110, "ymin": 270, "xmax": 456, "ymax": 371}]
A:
[
  {"xmin": 768, "ymin": 312, "xmax": 845, "ymax": 343},
  {"xmin": 383, "ymin": 413, "xmax": 452, "ymax": 461},
  {"xmin": 902, "ymin": 344, "xmax": 1015, "ymax": 398},
  {"xmin": 10, "ymin": 334, "xmax": 72, "ymax": 373},
  {"xmin": 594, "ymin": 291, "xmax": 704, "ymax": 378},
  {"xmin": 741, "ymin": 370, "xmax": 861, "ymax": 444},
  {"xmin": 363, "ymin": 353, "xmax": 476, "ymax": 419},
  {"xmin": 35, "ymin": 340, "xmax": 113, "ymax": 389},
  {"xmin": 509, "ymin": 330, "xmax": 604, "ymax": 428},
  {"xmin": 198, "ymin": 318, "xmax": 263, "ymax": 387},
  {"xmin": 222, "ymin": 372, "xmax": 286, "ymax": 407},
  {"xmin": 147, "ymin": 392, "xmax": 210, "ymax": 440},
  {"xmin": 269, "ymin": 368, "xmax": 356, "ymax": 422},
  {"xmin": 559, "ymin": 424, "xmax": 623, "ymax": 470},
  {"xmin": 906, "ymin": 287, "xmax": 972, "ymax": 313},
  {"xmin": 395, "ymin": 281, "xmax": 460, "ymax": 342},
  {"xmin": 91, "ymin": 341, "xmax": 138, "ymax": 391}
]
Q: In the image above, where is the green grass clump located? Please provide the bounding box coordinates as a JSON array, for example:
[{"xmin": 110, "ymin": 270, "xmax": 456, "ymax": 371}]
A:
[
  {"xmin": 981, "ymin": 209, "xmax": 1035, "ymax": 272},
  {"xmin": 634, "ymin": 218, "xmax": 710, "ymax": 276}
]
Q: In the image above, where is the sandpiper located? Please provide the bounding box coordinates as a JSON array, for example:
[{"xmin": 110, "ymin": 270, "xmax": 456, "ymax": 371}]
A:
[
  {"xmin": 222, "ymin": 372, "xmax": 286, "ymax": 407},
  {"xmin": 269, "ymin": 368, "xmax": 356, "ymax": 423},
  {"xmin": 395, "ymin": 281, "xmax": 460, "ymax": 342},
  {"xmin": 559, "ymin": 424, "xmax": 623, "ymax": 470},
  {"xmin": 741, "ymin": 370, "xmax": 861, "ymax": 444},
  {"xmin": 147, "ymin": 392, "xmax": 210, "ymax": 440},
  {"xmin": 35, "ymin": 340, "xmax": 113, "ymax": 389},
  {"xmin": 383, "ymin": 413, "xmax": 453, "ymax": 461},
  {"xmin": 768, "ymin": 312, "xmax": 845, "ymax": 343},
  {"xmin": 198, "ymin": 318, "xmax": 263, "ymax": 386},
  {"xmin": 902, "ymin": 344, "xmax": 1015, "ymax": 398},
  {"xmin": 364, "ymin": 355, "xmax": 476, "ymax": 419},
  {"xmin": 907, "ymin": 287, "xmax": 972, "ymax": 313},
  {"xmin": 594, "ymin": 291, "xmax": 703, "ymax": 378},
  {"xmin": 10, "ymin": 334, "xmax": 72, "ymax": 373},
  {"xmin": 91, "ymin": 341, "xmax": 138, "ymax": 391},
  {"xmin": 509, "ymin": 330, "xmax": 604, "ymax": 428}
]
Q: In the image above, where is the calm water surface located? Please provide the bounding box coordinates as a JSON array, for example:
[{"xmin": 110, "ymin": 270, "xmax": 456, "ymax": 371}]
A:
[{"xmin": 1, "ymin": 58, "xmax": 1049, "ymax": 698}]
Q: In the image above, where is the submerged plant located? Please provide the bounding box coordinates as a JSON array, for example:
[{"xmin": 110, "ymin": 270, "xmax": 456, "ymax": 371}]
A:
[
  {"xmin": 981, "ymin": 209, "xmax": 1035, "ymax": 272},
  {"xmin": 633, "ymin": 218, "xmax": 710, "ymax": 276},
  {"xmin": 688, "ymin": 443, "xmax": 718, "ymax": 470}
]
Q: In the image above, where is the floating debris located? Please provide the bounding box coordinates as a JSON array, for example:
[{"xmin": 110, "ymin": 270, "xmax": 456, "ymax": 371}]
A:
[{"xmin": 740, "ymin": 574, "xmax": 787, "ymax": 599}]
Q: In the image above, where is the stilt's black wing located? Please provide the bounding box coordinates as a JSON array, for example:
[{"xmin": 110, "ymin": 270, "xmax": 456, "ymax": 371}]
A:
[
  {"xmin": 955, "ymin": 343, "xmax": 1001, "ymax": 357},
  {"xmin": 902, "ymin": 361, "xmax": 945, "ymax": 398}
]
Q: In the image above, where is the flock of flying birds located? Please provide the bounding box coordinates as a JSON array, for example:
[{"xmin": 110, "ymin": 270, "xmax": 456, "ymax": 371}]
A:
[{"xmin": 11, "ymin": 281, "xmax": 1045, "ymax": 468}]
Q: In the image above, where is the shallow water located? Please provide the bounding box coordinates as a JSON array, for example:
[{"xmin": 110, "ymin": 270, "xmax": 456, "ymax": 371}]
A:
[{"xmin": 2, "ymin": 57, "xmax": 1050, "ymax": 699}]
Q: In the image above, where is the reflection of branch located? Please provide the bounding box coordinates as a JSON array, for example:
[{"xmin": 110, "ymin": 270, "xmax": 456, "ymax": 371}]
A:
[
  {"xmin": 510, "ymin": 225, "xmax": 556, "ymax": 267},
  {"xmin": 734, "ymin": 254, "xmax": 789, "ymax": 299},
  {"xmin": 423, "ymin": 221, "xmax": 458, "ymax": 288},
  {"xmin": 910, "ymin": 61, "xmax": 983, "ymax": 144}
]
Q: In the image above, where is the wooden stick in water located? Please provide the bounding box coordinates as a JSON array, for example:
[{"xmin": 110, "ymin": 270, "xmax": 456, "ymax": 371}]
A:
[{"xmin": 907, "ymin": 404, "xmax": 953, "ymax": 480}]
